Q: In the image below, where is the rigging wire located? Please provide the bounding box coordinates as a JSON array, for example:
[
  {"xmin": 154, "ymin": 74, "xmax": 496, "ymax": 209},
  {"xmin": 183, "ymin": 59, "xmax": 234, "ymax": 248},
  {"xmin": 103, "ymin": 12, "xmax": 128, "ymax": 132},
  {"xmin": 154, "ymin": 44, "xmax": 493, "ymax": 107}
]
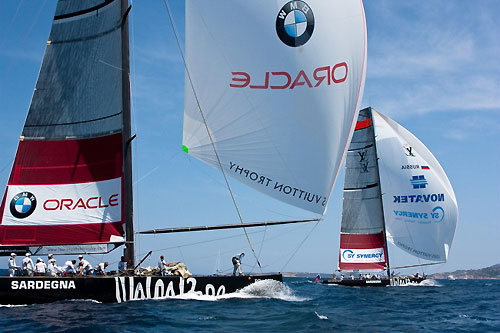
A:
[
  {"xmin": 0, "ymin": 0, "xmax": 48, "ymax": 94},
  {"xmin": 280, "ymin": 220, "xmax": 321, "ymax": 272},
  {"xmin": 250, "ymin": 226, "xmax": 267, "ymax": 273},
  {"xmin": 162, "ymin": 0, "xmax": 262, "ymax": 271},
  {"xmin": 135, "ymin": 220, "xmax": 309, "ymax": 265},
  {"xmin": 128, "ymin": 0, "xmax": 141, "ymax": 262},
  {"xmin": 0, "ymin": 0, "xmax": 25, "ymax": 51},
  {"xmin": 194, "ymin": 221, "xmax": 314, "ymax": 272},
  {"xmin": 134, "ymin": 228, "xmax": 267, "ymax": 263}
]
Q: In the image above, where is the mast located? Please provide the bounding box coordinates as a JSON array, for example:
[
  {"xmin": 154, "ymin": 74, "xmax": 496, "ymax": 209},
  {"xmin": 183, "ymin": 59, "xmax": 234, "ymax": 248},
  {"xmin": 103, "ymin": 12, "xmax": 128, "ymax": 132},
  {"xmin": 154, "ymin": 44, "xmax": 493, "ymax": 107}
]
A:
[
  {"xmin": 121, "ymin": 0, "xmax": 134, "ymax": 268},
  {"xmin": 371, "ymin": 107, "xmax": 391, "ymax": 279}
]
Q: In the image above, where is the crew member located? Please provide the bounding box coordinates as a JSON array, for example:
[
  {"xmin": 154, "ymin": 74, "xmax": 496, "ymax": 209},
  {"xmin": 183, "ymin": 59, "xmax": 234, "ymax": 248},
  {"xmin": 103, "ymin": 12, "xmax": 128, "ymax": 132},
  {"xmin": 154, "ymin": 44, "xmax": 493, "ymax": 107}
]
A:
[
  {"xmin": 47, "ymin": 258, "xmax": 61, "ymax": 277},
  {"xmin": 63, "ymin": 260, "xmax": 77, "ymax": 275},
  {"xmin": 22, "ymin": 253, "xmax": 35, "ymax": 277},
  {"xmin": 118, "ymin": 256, "xmax": 127, "ymax": 274},
  {"xmin": 34, "ymin": 258, "xmax": 47, "ymax": 276},
  {"xmin": 95, "ymin": 262, "xmax": 109, "ymax": 276},
  {"xmin": 158, "ymin": 255, "xmax": 170, "ymax": 276},
  {"xmin": 78, "ymin": 257, "xmax": 93, "ymax": 275},
  {"xmin": 232, "ymin": 252, "xmax": 245, "ymax": 276},
  {"xmin": 8, "ymin": 253, "xmax": 20, "ymax": 277}
]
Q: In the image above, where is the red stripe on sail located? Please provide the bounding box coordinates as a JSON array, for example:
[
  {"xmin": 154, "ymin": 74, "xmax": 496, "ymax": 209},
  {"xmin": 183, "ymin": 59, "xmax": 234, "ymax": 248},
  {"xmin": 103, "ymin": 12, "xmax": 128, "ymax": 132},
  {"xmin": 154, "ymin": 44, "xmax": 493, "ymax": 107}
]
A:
[
  {"xmin": 338, "ymin": 232, "xmax": 387, "ymax": 270},
  {"xmin": 9, "ymin": 133, "xmax": 123, "ymax": 185},
  {"xmin": 340, "ymin": 232, "xmax": 385, "ymax": 249},
  {"xmin": 355, "ymin": 118, "xmax": 372, "ymax": 130},
  {"xmin": 0, "ymin": 221, "xmax": 124, "ymax": 246}
]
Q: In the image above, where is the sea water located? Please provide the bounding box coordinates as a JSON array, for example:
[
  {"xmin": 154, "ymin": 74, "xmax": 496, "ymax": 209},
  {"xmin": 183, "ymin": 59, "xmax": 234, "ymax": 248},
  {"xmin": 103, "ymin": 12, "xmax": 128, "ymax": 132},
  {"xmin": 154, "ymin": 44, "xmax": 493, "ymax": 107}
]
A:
[{"xmin": 0, "ymin": 278, "xmax": 498, "ymax": 332}]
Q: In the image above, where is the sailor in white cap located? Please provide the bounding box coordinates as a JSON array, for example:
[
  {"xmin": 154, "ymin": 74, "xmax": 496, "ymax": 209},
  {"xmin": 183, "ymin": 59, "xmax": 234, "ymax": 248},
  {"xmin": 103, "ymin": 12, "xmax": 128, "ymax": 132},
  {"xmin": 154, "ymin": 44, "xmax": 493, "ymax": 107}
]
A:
[
  {"xmin": 34, "ymin": 258, "xmax": 47, "ymax": 276},
  {"xmin": 22, "ymin": 252, "xmax": 34, "ymax": 277},
  {"xmin": 78, "ymin": 255, "xmax": 93, "ymax": 275},
  {"xmin": 47, "ymin": 257, "xmax": 61, "ymax": 277},
  {"xmin": 8, "ymin": 253, "xmax": 20, "ymax": 277}
]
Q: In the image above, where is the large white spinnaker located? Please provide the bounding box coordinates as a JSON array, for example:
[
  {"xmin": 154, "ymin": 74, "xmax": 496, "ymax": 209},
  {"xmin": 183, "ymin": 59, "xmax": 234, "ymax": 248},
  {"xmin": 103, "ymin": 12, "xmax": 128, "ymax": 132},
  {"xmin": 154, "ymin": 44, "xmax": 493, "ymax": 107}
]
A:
[
  {"xmin": 373, "ymin": 110, "xmax": 458, "ymax": 261},
  {"xmin": 182, "ymin": 0, "xmax": 367, "ymax": 214}
]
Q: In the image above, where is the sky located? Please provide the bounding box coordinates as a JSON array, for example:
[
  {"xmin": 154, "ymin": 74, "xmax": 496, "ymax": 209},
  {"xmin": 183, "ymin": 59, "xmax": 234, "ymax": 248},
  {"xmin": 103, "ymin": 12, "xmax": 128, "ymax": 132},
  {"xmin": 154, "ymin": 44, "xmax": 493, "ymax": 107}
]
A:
[{"xmin": 0, "ymin": 1, "xmax": 498, "ymax": 275}]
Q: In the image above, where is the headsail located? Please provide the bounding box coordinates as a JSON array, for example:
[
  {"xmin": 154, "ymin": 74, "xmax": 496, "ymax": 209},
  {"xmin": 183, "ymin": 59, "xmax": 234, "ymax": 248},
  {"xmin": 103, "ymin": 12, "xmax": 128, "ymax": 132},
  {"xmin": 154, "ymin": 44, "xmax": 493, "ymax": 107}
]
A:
[
  {"xmin": 373, "ymin": 110, "xmax": 458, "ymax": 262},
  {"xmin": 182, "ymin": 0, "xmax": 367, "ymax": 214},
  {"xmin": 338, "ymin": 109, "xmax": 387, "ymax": 271},
  {"xmin": 0, "ymin": 0, "xmax": 128, "ymax": 248}
]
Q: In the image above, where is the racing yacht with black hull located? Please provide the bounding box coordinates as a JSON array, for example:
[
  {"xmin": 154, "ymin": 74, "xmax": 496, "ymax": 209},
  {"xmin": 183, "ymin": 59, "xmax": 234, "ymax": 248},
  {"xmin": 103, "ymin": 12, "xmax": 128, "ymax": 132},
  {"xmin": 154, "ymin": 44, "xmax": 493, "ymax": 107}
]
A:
[
  {"xmin": 321, "ymin": 108, "xmax": 458, "ymax": 287},
  {"xmin": 0, "ymin": 0, "xmax": 367, "ymax": 304}
]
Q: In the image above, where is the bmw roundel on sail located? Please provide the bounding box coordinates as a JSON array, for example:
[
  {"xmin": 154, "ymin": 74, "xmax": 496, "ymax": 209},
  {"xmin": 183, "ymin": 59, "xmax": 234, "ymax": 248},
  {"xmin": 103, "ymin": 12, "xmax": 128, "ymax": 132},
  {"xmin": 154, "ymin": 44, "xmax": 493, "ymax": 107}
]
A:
[
  {"xmin": 0, "ymin": 0, "xmax": 127, "ymax": 248},
  {"xmin": 182, "ymin": 0, "xmax": 367, "ymax": 214}
]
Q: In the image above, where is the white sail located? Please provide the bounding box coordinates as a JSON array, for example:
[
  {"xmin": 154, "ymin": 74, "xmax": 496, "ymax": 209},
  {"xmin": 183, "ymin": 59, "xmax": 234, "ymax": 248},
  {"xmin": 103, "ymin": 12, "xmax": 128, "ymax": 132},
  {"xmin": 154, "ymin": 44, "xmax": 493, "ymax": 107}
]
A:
[
  {"xmin": 373, "ymin": 110, "xmax": 458, "ymax": 261},
  {"xmin": 182, "ymin": 0, "xmax": 367, "ymax": 214}
]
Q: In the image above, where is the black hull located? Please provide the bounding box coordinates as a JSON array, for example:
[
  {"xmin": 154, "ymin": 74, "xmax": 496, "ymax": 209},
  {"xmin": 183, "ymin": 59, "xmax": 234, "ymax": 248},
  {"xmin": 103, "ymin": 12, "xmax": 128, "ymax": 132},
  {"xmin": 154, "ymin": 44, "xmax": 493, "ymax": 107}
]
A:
[
  {"xmin": 320, "ymin": 277, "xmax": 425, "ymax": 287},
  {"xmin": 0, "ymin": 274, "xmax": 282, "ymax": 305}
]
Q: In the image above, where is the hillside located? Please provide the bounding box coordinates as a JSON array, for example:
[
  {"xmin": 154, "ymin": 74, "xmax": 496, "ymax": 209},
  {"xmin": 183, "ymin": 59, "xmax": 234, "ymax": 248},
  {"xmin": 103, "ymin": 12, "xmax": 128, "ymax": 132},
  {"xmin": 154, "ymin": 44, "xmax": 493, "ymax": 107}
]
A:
[{"xmin": 431, "ymin": 264, "xmax": 500, "ymax": 279}]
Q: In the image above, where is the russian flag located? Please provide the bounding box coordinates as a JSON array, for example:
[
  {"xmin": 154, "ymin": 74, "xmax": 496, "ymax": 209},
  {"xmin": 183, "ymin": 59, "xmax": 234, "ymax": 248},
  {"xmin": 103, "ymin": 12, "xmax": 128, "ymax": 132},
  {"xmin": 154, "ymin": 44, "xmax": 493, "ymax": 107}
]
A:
[
  {"xmin": 313, "ymin": 274, "xmax": 321, "ymax": 283},
  {"xmin": 421, "ymin": 165, "xmax": 430, "ymax": 170}
]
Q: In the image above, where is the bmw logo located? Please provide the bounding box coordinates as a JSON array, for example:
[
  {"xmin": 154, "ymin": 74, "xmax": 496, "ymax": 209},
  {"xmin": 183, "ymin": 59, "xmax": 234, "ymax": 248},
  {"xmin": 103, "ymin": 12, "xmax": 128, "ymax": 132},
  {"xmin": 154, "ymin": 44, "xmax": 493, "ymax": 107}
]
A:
[
  {"xmin": 10, "ymin": 192, "xmax": 37, "ymax": 219},
  {"xmin": 276, "ymin": 1, "xmax": 315, "ymax": 47}
]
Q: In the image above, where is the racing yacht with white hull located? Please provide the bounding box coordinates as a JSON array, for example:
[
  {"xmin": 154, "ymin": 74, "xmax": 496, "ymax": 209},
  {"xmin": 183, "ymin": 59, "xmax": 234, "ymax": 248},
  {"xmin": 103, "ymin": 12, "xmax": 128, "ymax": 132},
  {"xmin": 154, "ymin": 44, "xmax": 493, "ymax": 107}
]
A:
[{"xmin": 0, "ymin": 0, "xmax": 367, "ymax": 304}]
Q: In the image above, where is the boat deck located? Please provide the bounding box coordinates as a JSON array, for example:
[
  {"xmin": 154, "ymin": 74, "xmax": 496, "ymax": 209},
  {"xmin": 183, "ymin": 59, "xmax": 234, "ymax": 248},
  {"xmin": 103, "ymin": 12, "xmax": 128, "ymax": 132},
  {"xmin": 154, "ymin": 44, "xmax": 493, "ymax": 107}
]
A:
[{"xmin": 320, "ymin": 277, "xmax": 426, "ymax": 287}]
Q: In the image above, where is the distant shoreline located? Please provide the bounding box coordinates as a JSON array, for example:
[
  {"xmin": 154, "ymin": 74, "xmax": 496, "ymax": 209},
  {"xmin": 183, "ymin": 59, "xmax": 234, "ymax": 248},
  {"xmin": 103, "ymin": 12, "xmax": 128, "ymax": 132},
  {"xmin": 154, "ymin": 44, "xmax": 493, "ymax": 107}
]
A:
[{"xmin": 281, "ymin": 263, "xmax": 500, "ymax": 280}]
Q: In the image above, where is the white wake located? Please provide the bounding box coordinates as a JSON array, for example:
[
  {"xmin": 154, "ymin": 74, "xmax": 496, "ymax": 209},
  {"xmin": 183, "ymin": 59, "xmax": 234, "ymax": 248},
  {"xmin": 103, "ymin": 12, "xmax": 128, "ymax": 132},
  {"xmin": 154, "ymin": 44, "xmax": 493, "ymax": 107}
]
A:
[
  {"xmin": 169, "ymin": 279, "xmax": 308, "ymax": 302},
  {"xmin": 395, "ymin": 278, "xmax": 442, "ymax": 287}
]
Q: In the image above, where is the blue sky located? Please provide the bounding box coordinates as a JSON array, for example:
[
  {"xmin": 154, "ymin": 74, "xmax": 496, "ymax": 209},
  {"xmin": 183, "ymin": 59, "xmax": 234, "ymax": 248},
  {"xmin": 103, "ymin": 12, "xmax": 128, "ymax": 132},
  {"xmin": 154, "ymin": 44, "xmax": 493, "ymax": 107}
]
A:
[{"xmin": 0, "ymin": 1, "xmax": 498, "ymax": 275}]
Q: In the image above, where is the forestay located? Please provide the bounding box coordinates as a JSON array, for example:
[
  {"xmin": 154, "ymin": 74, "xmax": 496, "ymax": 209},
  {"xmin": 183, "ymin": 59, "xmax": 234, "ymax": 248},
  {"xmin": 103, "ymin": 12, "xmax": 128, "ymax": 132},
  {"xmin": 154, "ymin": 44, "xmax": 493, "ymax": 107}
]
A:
[
  {"xmin": 0, "ymin": 0, "xmax": 127, "ymax": 247},
  {"xmin": 373, "ymin": 110, "xmax": 458, "ymax": 261},
  {"xmin": 182, "ymin": 0, "xmax": 367, "ymax": 214}
]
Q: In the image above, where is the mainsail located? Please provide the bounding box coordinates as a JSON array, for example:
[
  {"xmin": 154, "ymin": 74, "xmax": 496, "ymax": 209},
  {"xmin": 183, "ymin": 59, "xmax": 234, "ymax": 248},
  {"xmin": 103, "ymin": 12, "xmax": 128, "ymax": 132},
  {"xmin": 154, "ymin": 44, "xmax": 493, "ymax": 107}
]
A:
[
  {"xmin": 0, "ymin": 0, "xmax": 129, "ymax": 248},
  {"xmin": 374, "ymin": 110, "xmax": 458, "ymax": 262},
  {"xmin": 182, "ymin": 0, "xmax": 367, "ymax": 214},
  {"xmin": 338, "ymin": 108, "xmax": 387, "ymax": 271}
]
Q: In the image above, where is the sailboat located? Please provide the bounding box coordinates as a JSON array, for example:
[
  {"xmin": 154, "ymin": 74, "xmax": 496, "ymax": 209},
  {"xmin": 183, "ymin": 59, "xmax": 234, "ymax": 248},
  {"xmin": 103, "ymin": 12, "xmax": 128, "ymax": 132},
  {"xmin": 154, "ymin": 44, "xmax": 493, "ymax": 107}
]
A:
[
  {"xmin": 321, "ymin": 107, "xmax": 458, "ymax": 286},
  {"xmin": 0, "ymin": 0, "xmax": 367, "ymax": 303}
]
